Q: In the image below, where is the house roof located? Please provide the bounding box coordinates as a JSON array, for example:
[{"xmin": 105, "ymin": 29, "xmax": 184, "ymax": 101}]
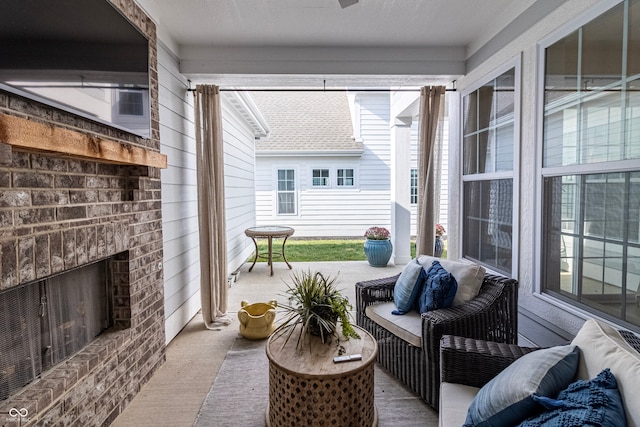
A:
[{"xmin": 250, "ymin": 91, "xmax": 363, "ymax": 155}]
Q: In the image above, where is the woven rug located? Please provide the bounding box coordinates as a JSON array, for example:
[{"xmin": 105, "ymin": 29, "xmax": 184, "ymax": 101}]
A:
[{"xmin": 193, "ymin": 336, "xmax": 439, "ymax": 426}]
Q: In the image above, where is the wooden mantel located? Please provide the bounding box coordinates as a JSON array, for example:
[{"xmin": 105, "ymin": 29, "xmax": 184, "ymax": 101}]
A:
[{"xmin": 0, "ymin": 113, "xmax": 167, "ymax": 169}]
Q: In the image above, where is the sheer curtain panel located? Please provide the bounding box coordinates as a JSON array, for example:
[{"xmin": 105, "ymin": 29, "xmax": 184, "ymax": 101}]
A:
[
  {"xmin": 194, "ymin": 85, "xmax": 230, "ymax": 328},
  {"xmin": 416, "ymin": 86, "xmax": 445, "ymax": 256}
]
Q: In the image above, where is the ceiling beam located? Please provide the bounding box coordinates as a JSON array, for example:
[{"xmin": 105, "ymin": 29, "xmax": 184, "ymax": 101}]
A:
[{"xmin": 179, "ymin": 46, "xmax": 466, "ymax": 78}]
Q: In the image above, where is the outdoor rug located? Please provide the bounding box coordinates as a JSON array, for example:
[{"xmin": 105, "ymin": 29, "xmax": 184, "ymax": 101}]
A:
[{"xmin": 193, "ymin": 336, "xmax": 439, "ymax": 426}]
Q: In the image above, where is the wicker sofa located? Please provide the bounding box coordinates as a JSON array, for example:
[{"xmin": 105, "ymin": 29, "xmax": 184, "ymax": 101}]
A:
[
  {"xmin": 355, "ymin": 261, "xmax": 518, "ymax": 409},
  {"xmin": 439, "ymin": 318, "xmax": 640, "ymax": 426}
]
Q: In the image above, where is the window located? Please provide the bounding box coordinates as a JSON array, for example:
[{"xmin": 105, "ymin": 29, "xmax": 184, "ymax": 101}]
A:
[
  {"xmin": 462, "ymin": 65, "xmax": 518, "ymax": 275},
  {"xmin": 277, "ymin": 169, "xmax": 296, "ymax": 214},
  {"xmin": 337, "ymin": 168, "xmax": 354, "ymax": 187},
  {"xmin": 117, "ymin": 90, "xmax": 144, "ymax": 116},
  {"xmin": 410, "ymin": 168, "xmax": 418, "ymax": 204},
  {"xmin": 312, "ymin": 169, "xmax": 330, "ymax": 187},
  {"xmin": 540, "ymin": 0, "xmax": 640, "ymax": 328}
]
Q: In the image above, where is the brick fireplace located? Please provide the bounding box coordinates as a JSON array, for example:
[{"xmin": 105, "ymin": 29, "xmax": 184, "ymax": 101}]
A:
[{"xmin": 0, "ymin": 1, "xmax": 167, "ymax": 425}]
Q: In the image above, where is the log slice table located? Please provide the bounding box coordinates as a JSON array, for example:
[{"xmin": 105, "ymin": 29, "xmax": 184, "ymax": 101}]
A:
[{"xmin": 265, "ymin": 324, "xmax": 378, "ymax": 427}]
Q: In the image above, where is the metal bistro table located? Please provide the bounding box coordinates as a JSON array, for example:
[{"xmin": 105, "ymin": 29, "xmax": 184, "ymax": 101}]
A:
[{"xmin": 244, "ymin": 226, "xmax": 295, "ymax": 276}]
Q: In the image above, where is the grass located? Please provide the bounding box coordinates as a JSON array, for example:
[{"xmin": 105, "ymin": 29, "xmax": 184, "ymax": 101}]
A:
[{"xmin": 254, "ymin": 238, "xmax": 434, "ymax": 262}]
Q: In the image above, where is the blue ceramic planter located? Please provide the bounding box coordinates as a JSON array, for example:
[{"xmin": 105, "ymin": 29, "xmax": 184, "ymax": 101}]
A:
[
  {"xmin": 364, "ymin": 239, "xmax": 393, "ymax": 267},
  {"xmin": 434, "ymin": 236, "xmax": 444, "ymax": 258}
]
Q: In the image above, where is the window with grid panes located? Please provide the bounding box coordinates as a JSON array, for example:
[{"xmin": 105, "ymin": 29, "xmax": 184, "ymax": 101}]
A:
[
  {"xmin": 540, "ymin": 0, "xmax": 640, "ymax": 329},
  {"xmin": 462, "ymin": 66, "xmax": 518, "ymax": 276}
]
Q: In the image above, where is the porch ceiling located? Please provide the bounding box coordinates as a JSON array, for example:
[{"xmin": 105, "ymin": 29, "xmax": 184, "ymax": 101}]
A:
[{"xmin": 135, "ymin": 0, "xmax": 564, "ymax": 88}]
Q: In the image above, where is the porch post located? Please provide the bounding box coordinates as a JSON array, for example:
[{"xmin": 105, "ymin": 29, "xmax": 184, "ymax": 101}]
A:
[{"xmin": 390, "ymin": 116, "xmax": 412, "ymax": 266}]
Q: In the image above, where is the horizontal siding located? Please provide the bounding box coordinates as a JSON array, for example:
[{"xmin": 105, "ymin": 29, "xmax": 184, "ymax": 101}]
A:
[
  {"xmin": 409, "ymin": 116, "xmax": 449, "ymax": 236},
  {"xmin": 221, "ymin": 97, "xmax": 257, "ymax": 272},
  {"xmin": 158, "ymin": 44, "xmax": 201, "ymax": 343},
  {"xmin": 255, "ymin": 93, "xmax": 392, "ymax": 237},
  {"xmin": 159, "ymin": 48, "xmax": 257, "ymax": 342},
  {"xmin": 254, "ymin": 92, "xmax": 449, "ymax": 238}
]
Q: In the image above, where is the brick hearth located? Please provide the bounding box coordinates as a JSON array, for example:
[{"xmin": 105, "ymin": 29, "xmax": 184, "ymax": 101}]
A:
[{"xmin": 0, "ymin": 1, "xmax": 166, "ymax": 425}]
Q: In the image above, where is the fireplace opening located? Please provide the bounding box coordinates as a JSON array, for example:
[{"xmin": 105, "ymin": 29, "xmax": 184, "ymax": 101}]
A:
[{"xmin": 0, "ymin": 259, "xmax": 113, "ymax": 401}]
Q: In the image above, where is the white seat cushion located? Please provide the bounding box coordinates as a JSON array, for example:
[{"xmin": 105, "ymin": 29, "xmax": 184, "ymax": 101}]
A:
[
  {"xmin": 439, "ymin": 382, "xmax": 479, "ymax": 427},
  {"xmin": 365, "ymin": 302, "xmax": 422, "ymax": 347},
  {"xmin": 570, "ymin": 318, "xmax": 640, "ymax": 427}
]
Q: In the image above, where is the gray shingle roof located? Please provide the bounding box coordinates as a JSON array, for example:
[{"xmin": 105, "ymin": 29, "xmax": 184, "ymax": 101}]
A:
[{"xmin": 249, "ymin": 91, "xmax": 362, "ymax": 153}]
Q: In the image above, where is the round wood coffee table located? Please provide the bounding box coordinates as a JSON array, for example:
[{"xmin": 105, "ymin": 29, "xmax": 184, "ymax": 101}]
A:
[{"xmin": 265, "ymin": 324, "xmax": 378, "ymax": 427}]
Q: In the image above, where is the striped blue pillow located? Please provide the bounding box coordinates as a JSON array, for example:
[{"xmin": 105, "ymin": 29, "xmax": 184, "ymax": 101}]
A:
[
  {"xmin": 464, "ymin": 345, "xmax": 581, "ymax": 427},
  {"xmin": 392, "ymin": 259, "xmax": 426, "ymax": 315}
]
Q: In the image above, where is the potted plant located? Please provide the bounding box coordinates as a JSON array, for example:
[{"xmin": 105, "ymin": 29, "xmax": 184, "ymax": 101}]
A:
[
  {"xmin": 363, "ymin": 226, "xmax": 392, "ymax": 267},
  {"xmin": 435, "ymin": 223, "xmax": 446, "ymax": 257},
  {"xmin": 274, "ymin": 270, "xmax": 360, "ymax": 351}
]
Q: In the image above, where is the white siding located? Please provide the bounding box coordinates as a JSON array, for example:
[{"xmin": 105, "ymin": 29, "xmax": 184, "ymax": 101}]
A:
[
  {"xmin": 158, "ymin": 43, "xmax": 200, "ymax": 343},
  {"xmin": 159, "ymin": 45, "xmax": 257, "ymax": 343},
  {"xmin": 221, "ymin": 97, "xmax": 257, "ymax": 273},
  {"xmin": 255, "ymin": 93, "xmax": 392, "ymax": 237},
  {"xmin": 409, "ymin": 110, "xmax": 449, "ymax": 236},
  {"xmin": 254, "ymin": 92, "xmax": 450, "ymax": 239}
]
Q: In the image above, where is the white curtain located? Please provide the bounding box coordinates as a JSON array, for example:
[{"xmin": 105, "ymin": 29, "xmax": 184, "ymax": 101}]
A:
[
  {"xmin": 416, "ymin": 86, "xmax": 446, "ymax": 256},
  {"xmin": 194, "ymin": 85, "xmax": 230, "ymax": 328}
]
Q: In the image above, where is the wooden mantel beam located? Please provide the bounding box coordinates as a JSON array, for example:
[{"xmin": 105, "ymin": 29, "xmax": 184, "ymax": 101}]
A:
[{"xmin": 0, "ymin": 113, "xmax": 167, "ymax": 169}]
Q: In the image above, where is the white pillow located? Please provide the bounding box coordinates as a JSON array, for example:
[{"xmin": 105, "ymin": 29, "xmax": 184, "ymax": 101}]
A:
[
  {"xmin": 416, "ymin": 255, "xmax": 485, "ymax": 306},
  {"xmin": 571, "ymin": 318, "xmax": 640, "ymax": 427}
]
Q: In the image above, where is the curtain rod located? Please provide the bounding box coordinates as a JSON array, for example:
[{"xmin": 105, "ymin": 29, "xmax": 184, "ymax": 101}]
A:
[{"xmin": 187, "ymin": 80, "xmax": 457, "ymax": 93}]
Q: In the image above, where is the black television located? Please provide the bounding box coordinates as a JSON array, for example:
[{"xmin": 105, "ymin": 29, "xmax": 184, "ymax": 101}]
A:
[{"xmin": 0, "ymin": 0, "xmax": 151, "ymax": 138}]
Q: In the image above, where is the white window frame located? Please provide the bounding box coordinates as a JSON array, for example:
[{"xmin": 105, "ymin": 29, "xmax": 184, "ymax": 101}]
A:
[
  {"xmin": 535, "ymin": 0, "xmax": 639, "ymax": 328},
  {"xmin": 276, "ymin": 168, "xmax": 297, "ymax": 216},
  {"xmin": 460, "ymin": 56, "xmax": 521, "ymax": 278},
  {"xmin": 410, "ymin": 168, "xmax": 418, "ymax": 205},
  {"xmin": 336, "ymin": 168, "xmax": 355, "ymax": 187},
  {"xmin": 311, "ymin": 168, "xmax": 331, "ymax": 188},
  {"xmin": 115, "ymin": 88, "xmax": 145, "ymax": 117}
]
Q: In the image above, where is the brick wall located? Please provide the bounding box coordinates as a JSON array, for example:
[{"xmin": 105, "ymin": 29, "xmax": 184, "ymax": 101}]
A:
[{"xmin": 0, "ymin": 1, "xmax": 166, "ymax": 425}]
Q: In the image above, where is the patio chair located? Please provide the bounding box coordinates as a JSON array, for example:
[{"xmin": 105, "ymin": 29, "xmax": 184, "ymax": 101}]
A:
[{"xmin": 355, "ymin": 271, "xmax": 518, "ymax": 409}]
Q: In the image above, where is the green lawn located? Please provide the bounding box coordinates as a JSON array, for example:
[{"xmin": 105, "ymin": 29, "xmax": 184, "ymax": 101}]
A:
[{"xmin": 253, "ymin": 239, "xmax": 425, "ymax": 262}]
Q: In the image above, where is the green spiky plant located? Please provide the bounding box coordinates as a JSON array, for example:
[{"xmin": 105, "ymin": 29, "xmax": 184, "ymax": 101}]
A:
[{"xmin": 274, "ymin": 270, "xmax": 359, "ymax": 352}]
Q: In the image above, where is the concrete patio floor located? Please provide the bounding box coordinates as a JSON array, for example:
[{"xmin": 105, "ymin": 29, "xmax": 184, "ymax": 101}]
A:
[{"xmin": 112, "ymin": 260, "xmax": 403, "ymax": 427}]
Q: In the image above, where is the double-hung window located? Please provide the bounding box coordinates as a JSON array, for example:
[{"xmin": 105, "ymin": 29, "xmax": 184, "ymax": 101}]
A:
[
  {"xmin": 277, "ymin": 169, "xmax": 296, "ymax": 215},
  {"xmin": 540, "ymin": 0, "xmax": 640, "ymax": 328},
  {"xmin": 462, "ymin": 64, "xmax": 519, "ymax": 276},
  {"xmin": 410, "ymin": 169, "xmax": 418, "ymax": 205}
]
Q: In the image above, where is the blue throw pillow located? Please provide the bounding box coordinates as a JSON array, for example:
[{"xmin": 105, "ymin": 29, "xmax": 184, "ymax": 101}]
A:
[
  {"xmin": 392, "ymin": 259, "xmax": 426, "ymax": 315},
  {"xmin": 518, "ymin": 368, "xmax": 626, "ymax": 427},
  {"xmin": 464, "ymin": 345, "xmax": 581, "ymax": 427},
  {"xmin": 415, "ymin": 261, "xmax": 457, "ymax": 314}
]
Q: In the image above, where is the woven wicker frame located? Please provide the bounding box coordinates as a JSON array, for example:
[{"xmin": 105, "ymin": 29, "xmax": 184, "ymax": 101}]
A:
[
  {"xmin": 440, "ymin": 331, "xmax": 640, "ymax": 389},
  {"xmin": 355, "ymin": 272, "xmax": 518, "ymax": 409}
]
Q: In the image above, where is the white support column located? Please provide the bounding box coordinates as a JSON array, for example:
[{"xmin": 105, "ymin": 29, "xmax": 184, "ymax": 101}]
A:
[{"xmin": 390, "ymin": 116, "xmax": 412, "ymax": 266}]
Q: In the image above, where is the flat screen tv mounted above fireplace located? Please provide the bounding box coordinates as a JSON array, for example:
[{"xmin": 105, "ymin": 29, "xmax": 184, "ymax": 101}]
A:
[{"xmin": 0, "ymin": 0, "xmax": 151, "ymax": 138}]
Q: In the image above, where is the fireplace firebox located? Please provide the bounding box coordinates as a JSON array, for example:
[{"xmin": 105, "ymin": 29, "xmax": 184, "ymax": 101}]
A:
[{"xmin": 0, "ymin": 259, "xmax": 113, "ymax": 401}]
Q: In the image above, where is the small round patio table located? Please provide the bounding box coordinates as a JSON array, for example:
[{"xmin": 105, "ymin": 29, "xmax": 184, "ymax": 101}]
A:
[
  {"xmin": 265, "ymin": 324, "xmax": 378, "ymax": 426},
  {"xmin": 244, "ymin": 226, "xmax": 295, "ymax": 276}
]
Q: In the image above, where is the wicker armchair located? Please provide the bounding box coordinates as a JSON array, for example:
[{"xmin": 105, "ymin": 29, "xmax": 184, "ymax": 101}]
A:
[{"xmin": 355, "ymin": 272, "xmax": 518, "ymax": 409}]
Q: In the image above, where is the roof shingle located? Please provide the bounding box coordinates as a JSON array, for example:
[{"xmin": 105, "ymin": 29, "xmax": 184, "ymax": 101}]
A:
[{"xmin": 250, "ymin": 91, "xmax": 362, "ymax": 153}]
